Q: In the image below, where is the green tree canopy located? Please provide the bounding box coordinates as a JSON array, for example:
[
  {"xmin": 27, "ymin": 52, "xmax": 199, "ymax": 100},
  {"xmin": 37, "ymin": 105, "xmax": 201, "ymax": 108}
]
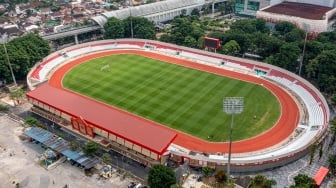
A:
[
  {"xmin": 0, "ymin": 33, "xmax": 50, "ymax": 83},
  {"xmin": 124, "ymin": 16, "xmax": 156, "ymax": 39},
  {"xmin": 214, "ymin": 169, "xmax": 227, "ymax": 183},
  {"xmin": 103, "ymin": 17, "xmax": 125, "ymax": 39},
  {"xmin": 82, "ymin": 141, "xmax": 99, "ymax": 156},
  {"xmin": 329, "ymin": 153, "xmax": 336, "ymax": 175},
  {"xmin": 147, "ymin": 164, "xmax": 176, "ymax": 188},
  {"xmin": 274, "ymin": 21, "xmax": 296, "ymax": 36},
  {"xmin": 308, "ymin": 50, "xmax": 336, "ymax": 94},
  {"xmin": 250, "ymin": 174, "xmax": 277, "ymax": 188},
  {"xmin": 265, "ymin": 43, "xmax": 301, "ymax": 72},
  {"xmin": 290, "ymin": 174, "xmax": 315, "ymax": 188},
  {"xmin": 222, "ymin": 40, "xmax": 240, "ymax": 55},
  {"xmin": 103, "ymin": 16, "xmax": 156, "ymax": 40},
  {"xmin": 202, "ymin": 166, "xmax": 213, "ymax": 177}
]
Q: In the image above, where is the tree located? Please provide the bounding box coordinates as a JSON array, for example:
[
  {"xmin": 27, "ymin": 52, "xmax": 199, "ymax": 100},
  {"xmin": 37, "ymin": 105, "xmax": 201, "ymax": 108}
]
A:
[
  {"xmin": 147, "ymin": 164, "xmax": 176, "ymax": 188},
  {"xmin": 231, "ymin": 19, "xmax": 257, "ymax": 33},
  {"xmin": 183, "ymin": 36, "xmax": 197, "ymax": 48},
  {"xmin": 250, "ymin": 174, "xmax": 276, "ymax": 188},
  {"xmin": 190, "ymin": 8, "xmax": 200, "ymax": 16},
  {"xmin": 265, "ymin": 43, "xmax": 301, "ymax": 72},
  {"xmin": 218, "ymin": 3, "xmax": 226, "ymax": 15},
  {"xmin": 309, "ymin": 142, "xmax": 318, "ymax": 165},
  {"xmin": 315, "ymin": 31, "xmax": 336, "ymax": 43},
  {"xmin": 284, "ymin": 28, "xmax": 305, "ymax": 42},
  {"xmin": 330, "ymin": 117, "xmax": 336, "ymax": 146},
  {"xmin": 227, "ymin": 0, "xmax": 235, "ymax": 14},
  {"xmin": 180, "ymin": 9, "xmax": 187, "ymax": 17},
  {"xmin": 103, "ymin": 17, "xmax": 125, "ymax": 39},
  {"xmin": 0, "ymin": 104, "xmax": 9, "ymax": 112},
  {"xmin": 82, "ymin": 141, "xmax": 99, "ymax": 156},
  {"xmin": 253, "ymin": 34, "xmax": 283, "ymax": 59},
  {"xmin": 255, "ymin": 18, "xmax": 270, "ymax": 34},
  {"xmin": 202, "ymin": 3, "xmax": 211, "ymax": 15},
  {"xmin": 202, "ymin": 166, "xmax": 212, "ymax": 177},
  {"xmin": 221, "ymin": 30, "xmax": 251, "ymax": 54},
  {"xmin": 290, "ymin": 174, "xmax": 315, "ymax": 188},
  {"xmin": 124, "ymin": 17, "xmax": 156, "ymax": 39},
  {"xmin": 314, "ymin": 50, "xmax": 336, "ymax": 94},
  {"xmin": 170, "ymin": 184, "xmax": 183, "ymax": 188},
  {"xmin": 0, "ymin": 33, "xmax": 50, "ymax": 83},
  {"xmin": 331, "ymin": 94, "xmax": 336, "ymax": 106},
  {"xmin": 9, "ymin": 88, "xmax": 24, "ymax": 106},
  {"xmin": 214, "ymin": 169, "xmax": 227, "ymax": 183},
  {"xmin": 170, "ymin": 18, "xmax": 194, "ymax": 45},
  {"xmin": 329, "ymin": 154, "xmax": 336, "ymax": 175},
  {"xmin": 24, "ymin": 117, "xmax": 37, "ymax": 126},
  {"xmin": 70, "ymin": 141, "xmax": 79, "ymax": 151},
  {"xmin": 222, "ymin": 40, "xmax": 240, "ymax": 55},
  {"xmin": 102, "ymin": 153, "xmax": 112, "ymax": 164},
  {"xmin": 159, "ymin": 34, "xmax": 172, "ymax": 43},
  {"xmin": 274, "ymin": 21, "xmax": 296, "ymax": 36}
]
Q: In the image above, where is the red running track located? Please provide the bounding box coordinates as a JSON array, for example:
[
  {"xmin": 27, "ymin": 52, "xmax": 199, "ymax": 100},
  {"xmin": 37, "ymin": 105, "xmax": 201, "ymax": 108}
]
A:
[{"xmin": 49, "ymin": 50, "xmax": 299, "ymax": 153}]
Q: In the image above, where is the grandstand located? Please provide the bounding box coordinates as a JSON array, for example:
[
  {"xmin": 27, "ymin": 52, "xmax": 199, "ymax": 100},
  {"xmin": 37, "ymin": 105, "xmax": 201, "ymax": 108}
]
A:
[{"xmin": 27, "ymin": 39, "xmax": 329, "ymax": 172}]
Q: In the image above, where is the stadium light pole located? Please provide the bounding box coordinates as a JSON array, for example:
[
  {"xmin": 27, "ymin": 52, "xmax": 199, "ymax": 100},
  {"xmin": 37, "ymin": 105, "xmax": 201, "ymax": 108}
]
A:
[
  {"xmin": 129, "ymin": 0, "xmax": 134, "ymax": 38},
  {"xmin": 298, "ymin": 31, "xmax": 308, "ymax": 76},
  {"xmin": 223, "ymin": 97, "xmax": 244, "ymax": 184},
  {"xmin": 299, "ymin": 23, "xmax": 309, "ymax": 77},
  {"xmin": 1, "ymin": 33, "xmax": 17, "ymax": 87}
]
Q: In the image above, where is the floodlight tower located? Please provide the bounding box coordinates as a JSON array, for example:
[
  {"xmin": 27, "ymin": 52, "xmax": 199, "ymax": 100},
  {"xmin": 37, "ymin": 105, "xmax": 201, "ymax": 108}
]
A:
[
  {"xmin": 223, "ymin": 97, "xmax": 244, "ymax": 184},
  {"xmin": 299, "ymin": 23, "xmax": 310, "ymax": 76},
  {"xmin": 1, "ymin": 33, "xmax": 17, "ymax": 87},
  {"xmin": 129, "ymin": 0, "xmax": 134, "ymax": 38}
]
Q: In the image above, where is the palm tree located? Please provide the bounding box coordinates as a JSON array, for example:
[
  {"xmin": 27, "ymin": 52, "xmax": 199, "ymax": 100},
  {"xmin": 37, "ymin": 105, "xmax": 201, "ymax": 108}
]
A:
[{"xmin": 228, "ymin": 0, "xmax": 236, "ymax": 14}]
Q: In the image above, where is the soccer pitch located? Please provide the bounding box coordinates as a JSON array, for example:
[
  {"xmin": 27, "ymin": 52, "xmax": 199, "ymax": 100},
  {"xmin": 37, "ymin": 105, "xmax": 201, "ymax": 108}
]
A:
[{"xmin": 63, "ymin": 54, "xmax": 280, "ymax": 142}]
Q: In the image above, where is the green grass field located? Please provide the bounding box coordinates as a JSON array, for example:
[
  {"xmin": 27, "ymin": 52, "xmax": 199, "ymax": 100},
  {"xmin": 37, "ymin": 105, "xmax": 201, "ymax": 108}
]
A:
[{"xmin": 63, "ymin": 54, "xmax": 280, "ymax": 142}]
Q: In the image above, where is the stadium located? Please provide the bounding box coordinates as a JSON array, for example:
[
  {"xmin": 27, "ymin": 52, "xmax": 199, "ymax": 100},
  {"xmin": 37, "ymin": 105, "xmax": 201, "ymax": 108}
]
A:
[{"xmin": 26, "ymin": 39, "xmax": 329, "ymax": 172}]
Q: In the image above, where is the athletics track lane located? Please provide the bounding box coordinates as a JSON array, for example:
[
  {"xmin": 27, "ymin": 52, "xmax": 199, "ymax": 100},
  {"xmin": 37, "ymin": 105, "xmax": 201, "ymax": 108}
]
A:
[{"xmin": 49, "ymin": 50, "xmax": 299, "ymax": 153}]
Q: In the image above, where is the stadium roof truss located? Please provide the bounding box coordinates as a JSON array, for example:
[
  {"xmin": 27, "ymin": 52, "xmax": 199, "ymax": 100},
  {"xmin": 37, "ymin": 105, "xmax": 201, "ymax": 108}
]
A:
[{"xmin": 91, "ymin": 0, "xmax": 205, "ymax": 27}]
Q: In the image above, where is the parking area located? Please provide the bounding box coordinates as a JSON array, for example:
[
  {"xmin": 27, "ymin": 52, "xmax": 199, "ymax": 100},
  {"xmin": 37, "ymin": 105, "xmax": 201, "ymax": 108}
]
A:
[{"xmin": 0, "ymin": 115, "xmax": 136, "ymax": 188}]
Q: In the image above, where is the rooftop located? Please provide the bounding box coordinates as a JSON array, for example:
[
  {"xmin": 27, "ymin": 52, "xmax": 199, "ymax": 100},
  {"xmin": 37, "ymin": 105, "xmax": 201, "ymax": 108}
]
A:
[
  {"xmin": 26, "ymin": 84, "xmax": 177, "ymax": 154},
  {"xmin": 262, "ymin": 1, "xmax": 333, "ymax": 20}
]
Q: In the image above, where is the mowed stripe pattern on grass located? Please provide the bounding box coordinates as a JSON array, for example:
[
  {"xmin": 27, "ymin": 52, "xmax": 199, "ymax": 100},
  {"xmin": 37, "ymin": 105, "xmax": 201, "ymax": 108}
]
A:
[{"xmin": 63, "ymin": 54, "xmax": 280, "ymax": 142}]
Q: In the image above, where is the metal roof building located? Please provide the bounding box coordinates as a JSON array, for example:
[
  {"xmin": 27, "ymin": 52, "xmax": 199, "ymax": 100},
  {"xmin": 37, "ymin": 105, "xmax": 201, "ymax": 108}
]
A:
[
  {"xmin": 26, "ymin": 83, "xmax": 177, "ymax": 166},
  {"xmin": 91, "ymin": 0, "xmax": 205, "ymax": 27}
]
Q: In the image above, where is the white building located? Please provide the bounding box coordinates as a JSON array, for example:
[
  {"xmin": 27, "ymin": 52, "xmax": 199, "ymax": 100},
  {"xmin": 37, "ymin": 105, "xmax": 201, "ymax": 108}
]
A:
[
  {"xmin": 257, "ymin": 1, "xmax": 336, "ymax": 35},
  {"xmin": 270, "ymin": 0, "xmax": 336, "ymax": 8}
]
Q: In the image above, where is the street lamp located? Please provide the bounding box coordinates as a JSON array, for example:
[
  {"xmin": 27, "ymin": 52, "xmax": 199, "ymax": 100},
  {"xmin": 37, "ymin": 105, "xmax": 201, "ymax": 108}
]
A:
[
  {"xmin": 223, "ymin": 97, "xmax": 244, "ymax": 184},
  {"xmin": 1, "ymin": 33, "xmax": 17, "ymax": 87}
]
